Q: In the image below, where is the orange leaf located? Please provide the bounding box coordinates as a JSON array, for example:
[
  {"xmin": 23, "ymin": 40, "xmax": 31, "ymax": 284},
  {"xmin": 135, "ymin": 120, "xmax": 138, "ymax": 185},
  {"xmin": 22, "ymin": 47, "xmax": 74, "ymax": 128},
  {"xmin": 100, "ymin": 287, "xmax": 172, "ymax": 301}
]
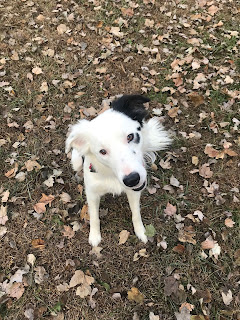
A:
[
  {"xmin": 33, "ymin": 202, "xmax": 46, "ymax": 214},
  {"xmin": 31, "ymin": 238, "xmax": 45, "ymax": 250},
  {"xmin": 127, "ymin": 287, "xmax": 144, "ymax": 303},
  {"xmin": 80, "ymin": 204, "xmax": 90, "ymax": 221}
]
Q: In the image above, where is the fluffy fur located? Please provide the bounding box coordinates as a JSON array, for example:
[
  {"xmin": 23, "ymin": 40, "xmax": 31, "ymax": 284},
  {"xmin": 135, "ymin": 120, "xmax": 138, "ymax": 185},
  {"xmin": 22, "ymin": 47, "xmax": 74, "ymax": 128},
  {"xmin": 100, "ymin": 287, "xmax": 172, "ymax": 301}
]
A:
[{"xmin": 66, "ymin": 95, "xmax": 171, "ymax": 246}]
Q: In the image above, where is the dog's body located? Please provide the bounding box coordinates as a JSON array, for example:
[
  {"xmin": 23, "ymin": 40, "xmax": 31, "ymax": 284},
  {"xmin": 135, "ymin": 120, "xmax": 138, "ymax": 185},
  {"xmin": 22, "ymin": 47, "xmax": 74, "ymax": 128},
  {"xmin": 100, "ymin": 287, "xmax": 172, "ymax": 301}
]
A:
[{"xmin": 66, "ymin": 95, "xmax": 171, "ymax": 246}]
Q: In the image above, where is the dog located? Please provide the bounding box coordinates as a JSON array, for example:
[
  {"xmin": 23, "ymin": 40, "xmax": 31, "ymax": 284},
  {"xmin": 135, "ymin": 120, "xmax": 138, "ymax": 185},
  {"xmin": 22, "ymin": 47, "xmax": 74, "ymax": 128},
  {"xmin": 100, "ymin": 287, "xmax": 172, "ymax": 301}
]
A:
[{"xmin": 66, "ymin": 95, "xmax": 171, "ymax": 247}]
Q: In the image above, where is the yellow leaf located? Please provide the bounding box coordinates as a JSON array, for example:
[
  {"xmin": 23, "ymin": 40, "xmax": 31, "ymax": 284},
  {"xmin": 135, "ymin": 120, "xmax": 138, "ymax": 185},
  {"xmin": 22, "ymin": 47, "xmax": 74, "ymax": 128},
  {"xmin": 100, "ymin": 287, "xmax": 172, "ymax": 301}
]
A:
[{"xmin": 127, "ymin": 287, "xmax": 144, "ymax": 303}]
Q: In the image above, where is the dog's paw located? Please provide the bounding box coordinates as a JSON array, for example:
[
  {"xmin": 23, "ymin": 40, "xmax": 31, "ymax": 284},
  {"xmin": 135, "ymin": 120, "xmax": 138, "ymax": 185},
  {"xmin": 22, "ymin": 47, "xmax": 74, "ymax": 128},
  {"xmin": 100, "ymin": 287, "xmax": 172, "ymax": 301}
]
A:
[
  {"xmin": 135, "ymin": 227, "xmax": 148, "ymax": 244},
  {"xmin": 89, "ymin": 232, "xmax": 102, "ymax": 247}
]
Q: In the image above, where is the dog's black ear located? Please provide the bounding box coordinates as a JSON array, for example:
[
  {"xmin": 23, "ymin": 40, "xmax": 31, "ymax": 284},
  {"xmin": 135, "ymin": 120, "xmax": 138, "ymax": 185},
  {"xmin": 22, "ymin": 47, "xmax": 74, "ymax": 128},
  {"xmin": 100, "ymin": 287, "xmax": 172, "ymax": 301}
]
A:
[{"xmin": 111, "ymin": 95, "xmax": 150, "ymax": 125}]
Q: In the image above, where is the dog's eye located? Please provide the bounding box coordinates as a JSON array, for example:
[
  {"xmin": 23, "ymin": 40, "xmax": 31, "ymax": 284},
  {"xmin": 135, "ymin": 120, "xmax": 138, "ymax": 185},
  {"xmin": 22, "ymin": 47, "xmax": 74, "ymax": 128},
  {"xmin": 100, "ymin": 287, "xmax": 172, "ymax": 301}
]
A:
[
  {"xmin": 99, "ymin": 149, "xmax": 107, "ymax": 155},
  {"xmin": 127, "ymin": 133, "xmax": 134, "ymax": 143}
]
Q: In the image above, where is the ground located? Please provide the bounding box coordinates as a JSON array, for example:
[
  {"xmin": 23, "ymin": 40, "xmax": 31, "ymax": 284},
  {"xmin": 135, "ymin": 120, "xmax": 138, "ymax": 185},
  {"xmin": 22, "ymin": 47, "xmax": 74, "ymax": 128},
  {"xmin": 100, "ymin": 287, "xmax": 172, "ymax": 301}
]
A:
[{"xmin": 0, "ymin": 0, "xmax": 240, "ymax": 319}]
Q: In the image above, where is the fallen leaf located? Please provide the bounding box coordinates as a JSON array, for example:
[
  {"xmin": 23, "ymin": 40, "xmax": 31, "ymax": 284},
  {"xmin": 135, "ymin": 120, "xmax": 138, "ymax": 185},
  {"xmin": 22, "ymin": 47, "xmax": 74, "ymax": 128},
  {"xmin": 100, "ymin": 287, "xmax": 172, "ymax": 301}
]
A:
[
  {"xmin": 175, "ymin": 306, "xmax": 191, "ymax": 320},
  {"xmin": 164, "ymin": 276, "xmax": 178, "ymax": 296},
  {"xmin": 59, "ymin": 192, "xmax": 71, "ymax": 203},
  {"xmin": 76, "ymin": 283, "xmax": 92, "ymax": 298},
  {"xmin": 24, "ymin": 308, "xmax": 34, "ymax": 320},
  {"xmin": 34, "ymin": 266, "xmax": 48, "ymax": 284},
  {"xmin": 209, "ymin": 242, "xmax": 221, "ymax": 259},
  {"xmin": 164, "ymin": 202, "xmax": 177, "ymax": 216},
  {"xmin": 178, "ymin": 226, "xmax": 196, "ymax": 245},
  {"xmin": 27, "ymin": 254, "xmax": 36, "ymax": 266},
  {"xmin": 188, "ymin": 92, "xmax": 205, "ymax": 107},
  {"xmin": 110, "ymin": 27, "xmax": 124, "ymax": 38},
  {"xmin": 39, "ymin": 193, "xmax": 55, "ymax": 205},
  {"xmin": 7, "ymin": 283, "xmax": 25, "ymax": 300},
  {"xmin": 170, "ymin": 175, "xmax": 180, "ymax": 187},
  {"xmin": 57, "ymin": 24, "xmax": 67, "ymax": 34},
  {"xmin": 199, "ymin": 163, "xmax": 213, "ymax": 179},
  {"xmin": 127, "ymin": 287, "xmax": 144, "ymax": 303},
  {"xmin": 221, "ymin": 289, "xmax": 233, "ymax": 306},
  {"xmin": 168, "ymin": 107, "xmax": 179, "ymax": 118},
  {"xmin": 15, "ymin": 171, "xmax": 26, "ymax": 182},
  {"xmin": 25, "ymin": 160, "xmax": 41, "ymax": 171},
  {"xmin": 149, "ymin": 312, "xmax": 159, "ymax": 320},
  {"xmin": 1, "ymin": 190, "xmax": 10, "ymax": 203},
  {"xmin": 121, "ymin": 7, "xmax": 134, "ymax": 17},
  {"xmin": 208, "ymin": 5, "xmax": 219, "ymax": 15},
  {"xmin": 224, "ymin": 218, "xmax": 235, "ymax": 228},
  {"xmin": 80, "ymin": 204, "xmax": 90, "ymax": 221},
  {"xmin": 31, "ymin": 238, "xmax": 45, "ymax": 250},
  {"xmin": 192, "ymin": 156, "xmax": 199, "ymax": 165},
  {"xmin": 0, "ymin": 205, "xmax": 8, "ymax": 225},
  {"xmin": 69, "ymin": 270, "xmax": 85, "ymax": 288},
  {"xmin": 172, "ymin": 244, "xmax": 185, "ymax": 254},
  {"xmin": 33, "ymin": 202, "xmax": 46, "ymax": 214},
  {"xmin": 119, "ymin": 230, "xmax": 130, "ymax": 244},
  {"xmin": 62, "ymin": 225, "xmax": 75, "ymax": 239},
  {"xmin": 145, "ymin": 224, "xmax": 156, "ymax": 237},
  {"xmin": 56, "ymin": 283, "xmax": 69, "ymax": 292},
  {"xmin": 32, "ymin": 67, "xmax": 43, "ymax": 75}
]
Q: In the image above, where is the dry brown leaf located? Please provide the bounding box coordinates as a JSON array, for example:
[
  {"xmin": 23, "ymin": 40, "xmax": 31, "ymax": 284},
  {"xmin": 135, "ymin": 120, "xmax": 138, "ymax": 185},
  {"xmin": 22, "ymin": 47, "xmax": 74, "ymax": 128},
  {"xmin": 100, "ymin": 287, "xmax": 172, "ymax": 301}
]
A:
[
  {"xmin": 127, "ymin": 287, "xmax": 144, "ymax": 303},
  {"xmin": 121, "ymin": 7, "xmax": 134, "ymax": 16},
  {"xmin": 62, "ymin": 225, "xmax": 75, "ymax": 239},
  {"xmin": 76, "ymin": 283, "xmax": 92, "ymax": 298},
  {"xmin": 199, "ymin": 163, "xmax": 213, "ymax": 179},
  {"xmin": 188, "ymin": 92, "xmax": 205, "ymax": 107},
  {"xmin": 224, "ymin": 218, "xmax": 235, "ymax": 228},
  {"xmin": 39, "ymin": 193, "xmax": 55, "ymax": 205},
  {"xmin": 201, "ymin": 237, "xmax": 215, "ymax": 249},
  {"xmin": 1, "ymin": 190, "xmax": 10, "ymax": 203},
  {"xmin": 119, "ymin": 230, "xmax": 130, "ymax": 245},
  {"xmin": 33, "ymin": 202, "xmax": 46, "ymax": 214},
  {"xmin": 7, "ymin": 283, "xmax": 25, "ymax": 300},
  {"xmin": 5, "ymin": 164, "xmax": 18, "ymax": 178},
  {"xmin": 178, "ymin": 226, "xmax": 196, "ymax": 245},
  {"xmin": 80, "ymin": 204, "xmax": 90, "ymax": 221},
  {"xmin": 208, "ymin": 5, "xmax": 219, "ymax": 15},
  {"xmin": 31, "ymin": 238, "xmax": 45, "ymax": 250},
  {"xmin": 25, "ymin": 160, "xmax": 41, "ymax": 171},
  {"xmin": 0, "ymin": 205, "xmax": 8, "ymax": 225},
  {"xmin": 168, "ymin": 107, "xmax": 179, "ymax": 118},
  {"xmin": 32, "ymin": 67, "xmax": 43, "ymax": 75},
  {"xmin": 59, "ymin": 192, "xmax": 71, "ymax": 204},
  {"xmin": 172, "ymin": 244, "xmax": 185, "ymax": 254},
  {"xmin": 164, "ymin": 202, "xmax": 177, "ymax": 216},
  {"xmin": 57, "ymin": 24, "xmax": 67, "ymax": 34},
  {"xmin": 192, "ymin": 156, "xmax": 199, "ymax": 165}
]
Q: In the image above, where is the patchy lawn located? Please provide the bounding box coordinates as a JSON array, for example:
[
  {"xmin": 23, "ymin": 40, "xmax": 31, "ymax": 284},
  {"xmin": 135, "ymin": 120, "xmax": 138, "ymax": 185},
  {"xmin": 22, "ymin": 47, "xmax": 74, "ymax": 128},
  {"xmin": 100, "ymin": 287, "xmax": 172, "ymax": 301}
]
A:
[{"xmin": 0, "ymin": 0, "xmax": 239, "ymax": 319}]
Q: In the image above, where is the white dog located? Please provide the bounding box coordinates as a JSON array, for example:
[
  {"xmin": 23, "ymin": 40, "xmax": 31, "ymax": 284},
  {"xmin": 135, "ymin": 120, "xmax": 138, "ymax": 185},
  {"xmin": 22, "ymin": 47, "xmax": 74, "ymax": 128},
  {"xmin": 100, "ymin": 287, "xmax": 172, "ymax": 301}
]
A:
[{"xmin": 66, "ymin": 95, "xmax": 171, "ymax": 247}]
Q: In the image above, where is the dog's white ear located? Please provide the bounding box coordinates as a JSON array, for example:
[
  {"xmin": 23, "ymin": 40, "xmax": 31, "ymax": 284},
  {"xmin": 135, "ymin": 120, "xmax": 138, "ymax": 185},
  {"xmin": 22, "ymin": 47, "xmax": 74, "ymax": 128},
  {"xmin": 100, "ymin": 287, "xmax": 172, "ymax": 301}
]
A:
[
  {"xmin": 142, "ymin": 117, "xmax": 172, "ymax": 154},
  {"xmin": 65, "ymin": 120, "xmax": 90, "ymax": 154}
]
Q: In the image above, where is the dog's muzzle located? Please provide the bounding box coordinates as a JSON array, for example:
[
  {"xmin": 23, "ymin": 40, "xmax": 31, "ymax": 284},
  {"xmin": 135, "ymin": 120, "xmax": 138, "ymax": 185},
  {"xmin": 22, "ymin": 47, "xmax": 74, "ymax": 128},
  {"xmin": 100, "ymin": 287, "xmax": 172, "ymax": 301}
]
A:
[
  {"xmin": 133, "ymin": 181, "xmax": 146, "ymax": 192},
  {"xmin": 123, "ymin": 172, "xmax": 140, "ymax": 188}
]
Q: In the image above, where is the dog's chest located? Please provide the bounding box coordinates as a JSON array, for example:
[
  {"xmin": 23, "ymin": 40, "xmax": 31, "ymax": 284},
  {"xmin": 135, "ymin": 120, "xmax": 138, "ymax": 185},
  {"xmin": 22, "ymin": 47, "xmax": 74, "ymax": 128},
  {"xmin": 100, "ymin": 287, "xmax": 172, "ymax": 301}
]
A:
[{"xmin": 84, "ymin": 168, "xmax": 124, "ymax": 196}]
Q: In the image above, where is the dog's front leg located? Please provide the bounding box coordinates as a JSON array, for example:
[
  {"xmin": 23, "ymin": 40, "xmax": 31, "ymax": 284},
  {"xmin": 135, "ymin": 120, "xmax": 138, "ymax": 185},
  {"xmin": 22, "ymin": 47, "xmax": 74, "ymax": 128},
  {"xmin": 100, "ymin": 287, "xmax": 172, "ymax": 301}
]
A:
[
  {"xmin": 86, "ymin": 190, "xmax": 101, "ymax": 247},
  {"xmin": 126, "ymin": 190, "xmax": 147, "ymax": 244}
]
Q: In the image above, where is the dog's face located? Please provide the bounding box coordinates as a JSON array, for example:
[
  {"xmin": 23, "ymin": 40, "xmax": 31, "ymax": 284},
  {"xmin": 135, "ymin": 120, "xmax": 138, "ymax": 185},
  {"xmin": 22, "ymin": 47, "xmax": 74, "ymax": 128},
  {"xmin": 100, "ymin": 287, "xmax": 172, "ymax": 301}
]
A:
[
  {"xmin": 66, "ymin": 95, "xmax": 171, "ymax": 191},
  {"xmin": 88, "ymin": 110, "xmax": 147, "ymax": 190}
]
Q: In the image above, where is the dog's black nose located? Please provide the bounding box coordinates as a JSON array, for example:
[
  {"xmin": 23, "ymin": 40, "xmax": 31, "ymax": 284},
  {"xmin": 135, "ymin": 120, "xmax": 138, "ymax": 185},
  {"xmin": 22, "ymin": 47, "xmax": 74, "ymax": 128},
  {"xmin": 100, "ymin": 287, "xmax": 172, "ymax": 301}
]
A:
[{"xmin": 123, "ymin": 172, "xmax": 140, "ymax": 187}]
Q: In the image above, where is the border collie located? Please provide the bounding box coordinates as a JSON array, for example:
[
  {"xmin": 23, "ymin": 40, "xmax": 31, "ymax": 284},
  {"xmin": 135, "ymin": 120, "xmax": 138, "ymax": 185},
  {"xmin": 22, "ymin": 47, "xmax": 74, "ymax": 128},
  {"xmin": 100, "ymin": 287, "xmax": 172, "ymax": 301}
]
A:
[{"xmin": 66, "ymin": 95, "xmax": 171, "ymax": 246}]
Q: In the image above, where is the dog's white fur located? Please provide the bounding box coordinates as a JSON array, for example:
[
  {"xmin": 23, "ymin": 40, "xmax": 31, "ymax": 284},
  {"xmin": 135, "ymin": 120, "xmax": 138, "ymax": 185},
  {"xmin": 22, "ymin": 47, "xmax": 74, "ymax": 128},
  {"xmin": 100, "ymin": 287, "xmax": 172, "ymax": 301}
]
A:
[{"xmin": 66, "ymin": 97, "xmax": 171, "ymax": 247}]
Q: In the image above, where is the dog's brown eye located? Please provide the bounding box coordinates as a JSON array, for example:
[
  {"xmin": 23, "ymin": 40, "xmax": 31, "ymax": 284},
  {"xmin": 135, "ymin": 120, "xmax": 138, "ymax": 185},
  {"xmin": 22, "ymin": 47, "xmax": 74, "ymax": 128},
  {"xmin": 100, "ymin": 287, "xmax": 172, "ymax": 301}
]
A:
[
  {"xmin": 127, "ymin": 133, "xmax": 134, "ymax": 142},
  {"xmin": 99, "ymin": 149, "xmax": 107, "ymax": 155}
]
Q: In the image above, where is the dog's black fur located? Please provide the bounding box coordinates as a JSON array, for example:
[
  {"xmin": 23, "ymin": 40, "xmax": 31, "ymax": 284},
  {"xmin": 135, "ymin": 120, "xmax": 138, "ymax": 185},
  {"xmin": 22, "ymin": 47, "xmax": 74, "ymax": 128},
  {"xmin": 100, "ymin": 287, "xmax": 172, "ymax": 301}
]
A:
[{"xmin": 111, "ymin": 95, "xmax": 150, "ymax": 125}]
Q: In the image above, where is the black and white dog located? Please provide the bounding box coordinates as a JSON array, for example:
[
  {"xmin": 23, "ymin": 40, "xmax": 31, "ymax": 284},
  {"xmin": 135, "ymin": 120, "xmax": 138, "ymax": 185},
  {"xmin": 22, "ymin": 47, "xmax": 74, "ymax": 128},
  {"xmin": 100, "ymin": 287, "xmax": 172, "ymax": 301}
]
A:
[{"xmin": 66, "ymin": 95, "xmax": 171, "ymax": 246}]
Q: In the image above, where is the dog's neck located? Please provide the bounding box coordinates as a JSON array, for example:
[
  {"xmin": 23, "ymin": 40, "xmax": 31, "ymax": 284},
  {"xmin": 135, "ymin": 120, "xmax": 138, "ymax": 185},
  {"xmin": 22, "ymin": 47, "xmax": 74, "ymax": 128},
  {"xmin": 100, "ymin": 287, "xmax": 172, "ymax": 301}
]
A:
[{"xmin": 85, "ymin": 153, "xmax": 114, "ymax": 177}]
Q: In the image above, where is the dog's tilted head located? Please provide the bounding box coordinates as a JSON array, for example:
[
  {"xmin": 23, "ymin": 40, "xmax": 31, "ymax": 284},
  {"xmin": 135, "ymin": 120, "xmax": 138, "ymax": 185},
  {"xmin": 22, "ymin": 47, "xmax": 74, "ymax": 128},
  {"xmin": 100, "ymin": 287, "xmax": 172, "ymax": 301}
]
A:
[{"xmin": 66, "ymin": 95, "xmax": 171, "ymax": 191}]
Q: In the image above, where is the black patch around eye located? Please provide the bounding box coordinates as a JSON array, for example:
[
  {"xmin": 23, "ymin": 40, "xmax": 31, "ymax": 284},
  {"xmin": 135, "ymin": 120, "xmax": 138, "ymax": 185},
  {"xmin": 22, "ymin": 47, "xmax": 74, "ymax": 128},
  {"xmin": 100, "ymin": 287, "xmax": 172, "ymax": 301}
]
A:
[{"xmin": 135, "ymin": 133, "xmax": 140, "ymax": 144}]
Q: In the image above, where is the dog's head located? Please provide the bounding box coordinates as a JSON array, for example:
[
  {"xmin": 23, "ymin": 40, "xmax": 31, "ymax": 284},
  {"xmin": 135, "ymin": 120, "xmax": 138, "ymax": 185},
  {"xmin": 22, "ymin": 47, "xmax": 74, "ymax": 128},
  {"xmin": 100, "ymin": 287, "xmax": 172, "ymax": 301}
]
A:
[{"xmin": 66, "ymin": 95, "xmax": 171, "ymax": 191}]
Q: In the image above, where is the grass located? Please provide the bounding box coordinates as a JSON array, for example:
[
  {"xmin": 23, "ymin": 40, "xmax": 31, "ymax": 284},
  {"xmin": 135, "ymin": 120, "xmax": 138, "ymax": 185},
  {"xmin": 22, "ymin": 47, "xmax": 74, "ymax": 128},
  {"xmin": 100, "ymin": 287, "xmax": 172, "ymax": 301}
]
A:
[{"xmin": 0, "ymin": 0, "xmax": 240, "ymax": 319}]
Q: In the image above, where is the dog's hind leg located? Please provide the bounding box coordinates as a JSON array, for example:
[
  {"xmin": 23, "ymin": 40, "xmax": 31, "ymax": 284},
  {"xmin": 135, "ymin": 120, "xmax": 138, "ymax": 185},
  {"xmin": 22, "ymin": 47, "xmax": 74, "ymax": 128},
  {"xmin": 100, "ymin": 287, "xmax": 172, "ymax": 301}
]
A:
[
  {"xmin": 126, "ymin": 191, "xmax": 148, "ymax": 244},
  {"xmin": 86, "ymin": 190, "xmax": 101, "ymax": 247}
]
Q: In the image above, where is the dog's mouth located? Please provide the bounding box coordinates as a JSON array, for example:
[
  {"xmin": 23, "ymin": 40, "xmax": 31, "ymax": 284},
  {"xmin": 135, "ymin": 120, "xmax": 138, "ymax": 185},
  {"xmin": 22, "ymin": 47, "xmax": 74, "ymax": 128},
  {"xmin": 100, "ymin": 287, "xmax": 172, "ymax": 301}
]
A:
[{"xmin": 132, "ymin": 181, "xmax": 146, "ymax": 192}]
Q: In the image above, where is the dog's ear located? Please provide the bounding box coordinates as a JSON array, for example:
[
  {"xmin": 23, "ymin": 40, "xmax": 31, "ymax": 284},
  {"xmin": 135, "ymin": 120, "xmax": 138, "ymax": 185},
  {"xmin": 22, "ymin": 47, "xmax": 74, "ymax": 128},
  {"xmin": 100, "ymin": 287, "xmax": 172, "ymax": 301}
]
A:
[
  {"xmin": 141, "ymin": 117, "xmax": 172, "ymax": 154},
  {"xmin": 111, "ymin": 95, "xmax": 149, "ymax": 125},
  {"xmin": 65, "ymin": 120, "xmax": 90, "ymax": 154}
]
